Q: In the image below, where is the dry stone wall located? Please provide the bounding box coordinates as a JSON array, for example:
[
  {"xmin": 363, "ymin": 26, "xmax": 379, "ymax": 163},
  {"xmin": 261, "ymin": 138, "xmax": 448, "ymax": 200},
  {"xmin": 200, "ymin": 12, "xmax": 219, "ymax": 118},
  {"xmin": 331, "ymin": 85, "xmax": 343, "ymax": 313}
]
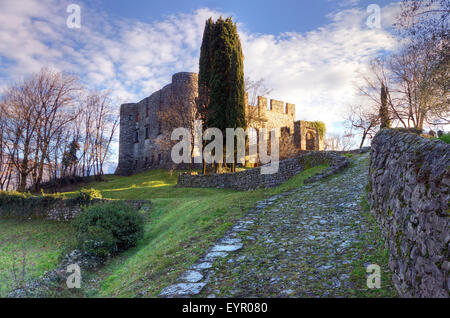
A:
[
  {"xmin": 178, "ymin": 152, "xmax": 349, "ymax": 191},
  {"xmin": 0, "ymin": 198, "xmax": 151, "ymax": 221},
  {"xmin": 369, "ymin": 129, "xmax": 449, "ymax": 298}
]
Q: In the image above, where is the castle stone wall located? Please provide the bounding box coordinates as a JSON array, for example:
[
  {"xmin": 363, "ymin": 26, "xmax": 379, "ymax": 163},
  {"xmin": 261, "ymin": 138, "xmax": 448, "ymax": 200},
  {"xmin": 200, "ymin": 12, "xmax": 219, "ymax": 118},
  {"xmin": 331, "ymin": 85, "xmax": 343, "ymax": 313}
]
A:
[
  {"xmin": 116, "ymin": 72, "xmax": 198, "ymax": 176},
  {"xmin": 116, "ymin": 72, "xmax": 324, "ymax": 176}
]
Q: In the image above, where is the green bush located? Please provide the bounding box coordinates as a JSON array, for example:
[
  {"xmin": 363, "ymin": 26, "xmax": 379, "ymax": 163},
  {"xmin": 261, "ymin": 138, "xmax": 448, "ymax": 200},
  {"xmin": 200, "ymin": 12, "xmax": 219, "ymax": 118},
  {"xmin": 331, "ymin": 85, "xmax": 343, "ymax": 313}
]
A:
[
  {"xmin": 73, "ymin": 202, "xmax": 144, "ymax": 258},
  {"xmin": 75, "ymin": 188, "xmax": 102, "ymax": 204},
  {"xmin": 438, "ymin": 133, "xmax": 450, "ymax": 144}
]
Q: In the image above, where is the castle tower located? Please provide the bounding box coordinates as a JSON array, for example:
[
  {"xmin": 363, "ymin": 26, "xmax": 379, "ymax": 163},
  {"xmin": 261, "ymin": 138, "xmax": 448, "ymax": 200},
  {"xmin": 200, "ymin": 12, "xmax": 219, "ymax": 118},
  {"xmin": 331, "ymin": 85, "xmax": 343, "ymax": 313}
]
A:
[{"xmin": 115, "ymin": 72, "xmax": 198, "ymax": 176}]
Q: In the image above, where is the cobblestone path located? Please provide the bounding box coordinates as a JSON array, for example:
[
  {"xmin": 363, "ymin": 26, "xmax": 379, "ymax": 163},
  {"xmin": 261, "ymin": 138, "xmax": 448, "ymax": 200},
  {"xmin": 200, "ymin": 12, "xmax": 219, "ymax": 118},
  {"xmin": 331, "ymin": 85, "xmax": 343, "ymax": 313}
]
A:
[{"xmin": 160, "ymin": 154, "xmax": 391, "ymax": 297}]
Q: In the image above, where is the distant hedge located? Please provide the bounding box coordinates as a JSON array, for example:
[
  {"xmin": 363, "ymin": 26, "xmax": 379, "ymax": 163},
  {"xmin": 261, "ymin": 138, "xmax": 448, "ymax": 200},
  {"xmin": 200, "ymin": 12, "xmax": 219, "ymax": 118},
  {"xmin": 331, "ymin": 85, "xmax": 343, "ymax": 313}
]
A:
[
  {"xmin": 0, "ymin": 189, "xmax": 103, "ymax": 220},
  {"xmin": 0, "ymin": 191, "xmax": 61, "ymax": 219}
]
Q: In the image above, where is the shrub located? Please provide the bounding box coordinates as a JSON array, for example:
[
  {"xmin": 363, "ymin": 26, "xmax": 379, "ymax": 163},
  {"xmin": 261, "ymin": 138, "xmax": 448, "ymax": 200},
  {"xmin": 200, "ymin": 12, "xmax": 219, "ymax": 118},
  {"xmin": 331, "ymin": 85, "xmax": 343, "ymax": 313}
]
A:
[
  {"xmin": 76, "ymin": 226, "xmax": 116, "ymax": 259},
  {"xmin": 438, "ymin": 133, "xmax": 450, "ymax": 144},
  {"xmin": 73, "ymin": 202, "xmax": 145, "ymax": 258},
  {"xmin": 75, "ymin": 188, "xmax": 102, "ymax": 205},
  {"xmin": 38, "ymin": 175, "xmax": 88, "ymax": 192}
]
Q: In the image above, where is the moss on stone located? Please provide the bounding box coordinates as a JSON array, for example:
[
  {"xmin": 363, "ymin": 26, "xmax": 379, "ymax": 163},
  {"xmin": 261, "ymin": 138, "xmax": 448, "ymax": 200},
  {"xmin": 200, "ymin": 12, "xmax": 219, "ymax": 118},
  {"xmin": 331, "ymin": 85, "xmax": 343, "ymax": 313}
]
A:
[{"xmin": 310, "ymin": 121, "xmax": 326, "ymax": 139}]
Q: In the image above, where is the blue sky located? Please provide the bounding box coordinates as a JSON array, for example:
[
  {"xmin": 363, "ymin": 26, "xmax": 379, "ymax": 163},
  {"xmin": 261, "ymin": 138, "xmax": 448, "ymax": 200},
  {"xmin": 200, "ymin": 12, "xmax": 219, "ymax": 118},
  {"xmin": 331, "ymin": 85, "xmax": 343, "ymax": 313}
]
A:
[
  {"xmin": 0, "ymin": 0, "xmax": 402, "ymax": 155},
  {"xmin": 94, "ymin": 0, "xmax": 395, "ymax": 35}
]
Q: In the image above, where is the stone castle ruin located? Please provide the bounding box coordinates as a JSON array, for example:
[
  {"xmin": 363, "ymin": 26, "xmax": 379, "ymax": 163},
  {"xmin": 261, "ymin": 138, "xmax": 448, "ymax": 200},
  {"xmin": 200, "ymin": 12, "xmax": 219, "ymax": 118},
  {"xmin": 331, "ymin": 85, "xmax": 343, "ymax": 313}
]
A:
[{"xmin": 116, "ymin": 72, "xmax": 324, "ymax": 176}]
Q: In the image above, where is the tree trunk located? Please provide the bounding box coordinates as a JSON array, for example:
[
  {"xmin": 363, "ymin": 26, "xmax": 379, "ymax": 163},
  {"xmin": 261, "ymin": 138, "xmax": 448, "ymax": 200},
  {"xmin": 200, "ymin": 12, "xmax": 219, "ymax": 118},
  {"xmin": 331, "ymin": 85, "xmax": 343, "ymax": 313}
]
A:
[
  {"xmin": 359, "ymin": 132, "xmax": 367, "ymax": 149},
  {"xmin": 19, "ymin": 172, "xmax": 28, "ymax": 192}
]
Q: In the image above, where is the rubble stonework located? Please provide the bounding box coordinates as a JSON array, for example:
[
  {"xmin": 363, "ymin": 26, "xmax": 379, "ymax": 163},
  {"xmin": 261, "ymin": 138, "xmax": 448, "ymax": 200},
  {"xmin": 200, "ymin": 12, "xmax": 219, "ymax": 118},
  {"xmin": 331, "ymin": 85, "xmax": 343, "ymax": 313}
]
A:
[
  {"xmin": 0, "ymin": 198, "xmax": 151, "ymax": 221},
  {"xmin": 177, "ymin": 152, "xmax": 349, "ymax": 191},
  {"xmin": 115, "ymin": 72, "xmax": 324, "ymax": 176},
  {"xmin": 369, "ymin": 129, "xmax": 450, "ymax": 298}
]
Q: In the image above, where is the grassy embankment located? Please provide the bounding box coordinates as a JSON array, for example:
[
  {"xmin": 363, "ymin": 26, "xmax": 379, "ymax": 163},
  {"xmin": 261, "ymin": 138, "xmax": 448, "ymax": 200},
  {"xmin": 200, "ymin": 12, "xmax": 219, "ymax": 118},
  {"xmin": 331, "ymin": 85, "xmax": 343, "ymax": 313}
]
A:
[
  {"xmin": 0, "ymin": 220, "xmax": 75, "ymax": 297},
  {"xmin": 0, "ymin": 164, "xmax": 328, "ymax": 297}
]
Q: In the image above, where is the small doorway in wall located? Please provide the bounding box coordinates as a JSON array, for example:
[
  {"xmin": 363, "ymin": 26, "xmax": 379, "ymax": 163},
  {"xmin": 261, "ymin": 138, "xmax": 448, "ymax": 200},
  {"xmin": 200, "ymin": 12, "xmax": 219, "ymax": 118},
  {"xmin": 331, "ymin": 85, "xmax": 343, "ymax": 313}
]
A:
[{"xmin": 306, "ymin": 131, "xmax": 316, "ymax": 151}]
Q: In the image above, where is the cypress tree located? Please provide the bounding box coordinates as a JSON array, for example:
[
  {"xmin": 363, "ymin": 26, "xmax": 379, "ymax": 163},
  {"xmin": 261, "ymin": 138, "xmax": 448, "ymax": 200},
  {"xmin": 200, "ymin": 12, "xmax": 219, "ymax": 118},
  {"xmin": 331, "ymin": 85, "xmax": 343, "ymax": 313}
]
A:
[
  {"xmin": 198, "ymin": 18, "xmax": 213, "ymax": 126},
  {"xmin": 226, "ymin": 20, "xmax": 246, "ymax": 130},
  {"xmin": 380, "ymin": 83, "xmax": 390, "ymax": 128},
  {"xmin": 198, "ymin": 17, "xmax": 246, "ymax": 172},
  {"xmin": 208, "ymin": 17, "xmax": 231, "ymax": 131},
  {"xmin": 198, "ymin": 18, "xmax": 214, "ymax": 174}
]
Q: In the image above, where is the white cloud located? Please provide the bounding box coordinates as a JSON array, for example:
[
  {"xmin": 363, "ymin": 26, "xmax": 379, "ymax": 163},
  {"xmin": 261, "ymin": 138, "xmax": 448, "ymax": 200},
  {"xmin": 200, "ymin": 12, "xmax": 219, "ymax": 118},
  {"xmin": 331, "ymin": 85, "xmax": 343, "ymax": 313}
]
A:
[
  {"xmin": 242, "ymin": 5, "xmax": 398, "ymax": 133},
  {"xmin": 0, "ymin": 0, "xmax": 400, "ymax": 137}
]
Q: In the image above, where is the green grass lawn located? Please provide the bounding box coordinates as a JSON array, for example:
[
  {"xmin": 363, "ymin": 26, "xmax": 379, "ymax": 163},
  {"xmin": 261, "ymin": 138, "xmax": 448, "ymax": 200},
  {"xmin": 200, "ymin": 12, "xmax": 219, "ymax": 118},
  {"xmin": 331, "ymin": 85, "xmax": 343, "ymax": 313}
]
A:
[
  {"xmin": 0, "ymin": 164, "xmax": 329, "ymax": 297},
  {"xmin": 68, "ymin": 165, "xmax": 328, "ymax": 297},
  {"xmin": 0, "ymin": 220, "xmax": 75, "ymax": 297},
  {"xmin": 348, "ymin": 193, "xmax": 397, "ymax": 297}
]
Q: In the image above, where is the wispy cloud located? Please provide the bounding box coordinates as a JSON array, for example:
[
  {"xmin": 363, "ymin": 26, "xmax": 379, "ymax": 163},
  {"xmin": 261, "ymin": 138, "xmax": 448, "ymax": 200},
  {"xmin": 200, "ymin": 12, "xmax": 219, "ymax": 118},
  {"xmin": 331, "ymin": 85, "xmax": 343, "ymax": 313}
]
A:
[
  {"xmin": 242, "ymin": 4, "xmax": 399, "ymax": 131},
  {"xmin": 0, "ymin": 0, "xmax": 400, "ymax": 134}
]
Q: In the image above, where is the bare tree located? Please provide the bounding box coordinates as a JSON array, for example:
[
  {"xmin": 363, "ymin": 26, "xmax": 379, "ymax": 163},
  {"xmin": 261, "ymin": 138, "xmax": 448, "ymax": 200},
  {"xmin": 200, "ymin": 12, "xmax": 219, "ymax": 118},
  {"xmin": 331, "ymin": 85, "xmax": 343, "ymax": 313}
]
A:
[
  {"xmin": 397, "ymin": 0, "xmax": 449, "ymax": 43},
  {"xmin": 356, "ymin": 51, "xmax": 449, "ymax": 131},
  {"xmin": 0, "ymin": 101, "xmax": 15, "ymax": 190},
  {"xmin": 324, "ymin": 133, "xmax": 356, "ymax": 151},
  {"xmin": 353, "ymin": 1, "xmax": 449, "ymax": 131},
  {"xmin": 245, "ymin": 77, "xmax": 273, "ymax": 128},
  {"xmin": 244, "ymin": 77, "xmax": 274, "ymax": 167},
  {"xmin": 0, "ymin": 69, "xmax": 119, "ymax": 191},
  {"xmin": 31, "ymin": 71, "xmax": 80, "ymax": 190},
  {"xmin": 346, "ymin": 104, "xmax": 380, "ymax": 148},
  {"xmin": 1, "ymin": 69, "xmax": 81, "ymax": 191},
  {"xmin": 77, "ymin": 91, "xmax": 119, "ymax": 179},
  {"xmin": 245, "ymin": 77, "xmax": 273, "ymax": 107}
]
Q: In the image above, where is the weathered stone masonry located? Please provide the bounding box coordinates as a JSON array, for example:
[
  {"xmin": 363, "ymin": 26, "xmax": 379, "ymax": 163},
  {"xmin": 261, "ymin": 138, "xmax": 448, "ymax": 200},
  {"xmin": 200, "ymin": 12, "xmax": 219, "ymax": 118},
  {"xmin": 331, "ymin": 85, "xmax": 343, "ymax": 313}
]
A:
[
  {"xmin": 178, "ymin": 151, "xmax": 349, "ymax": 191},
  {"xmin": 116, "ymin": 72, "xmax": 324, "ymax": 176},
  {"xmin": 116, "ymin": 72, "xmax": 198, "ymax": 176},
  {"xmin": 369, "ymin": 129, "xmax": 449, "ymax": 298},
  {"xmin": 0, "ymin": 198, "xmax": 151, "ymax": 221}
]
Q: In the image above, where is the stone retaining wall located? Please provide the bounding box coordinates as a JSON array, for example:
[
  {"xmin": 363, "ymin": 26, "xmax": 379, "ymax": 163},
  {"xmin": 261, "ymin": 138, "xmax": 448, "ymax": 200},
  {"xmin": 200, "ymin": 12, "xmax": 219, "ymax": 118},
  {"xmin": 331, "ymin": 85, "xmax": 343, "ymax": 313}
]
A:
[
  {"xmin": 369, "ymin": 129, "xmax": 449, "ymax": 298},
  {"xmin": 0, "ymin": 198, "xmax": 151, "ymax": 221},
  {"xmin": 178, "ymin": 152, "xmax": 349, "ymax": 191}
]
